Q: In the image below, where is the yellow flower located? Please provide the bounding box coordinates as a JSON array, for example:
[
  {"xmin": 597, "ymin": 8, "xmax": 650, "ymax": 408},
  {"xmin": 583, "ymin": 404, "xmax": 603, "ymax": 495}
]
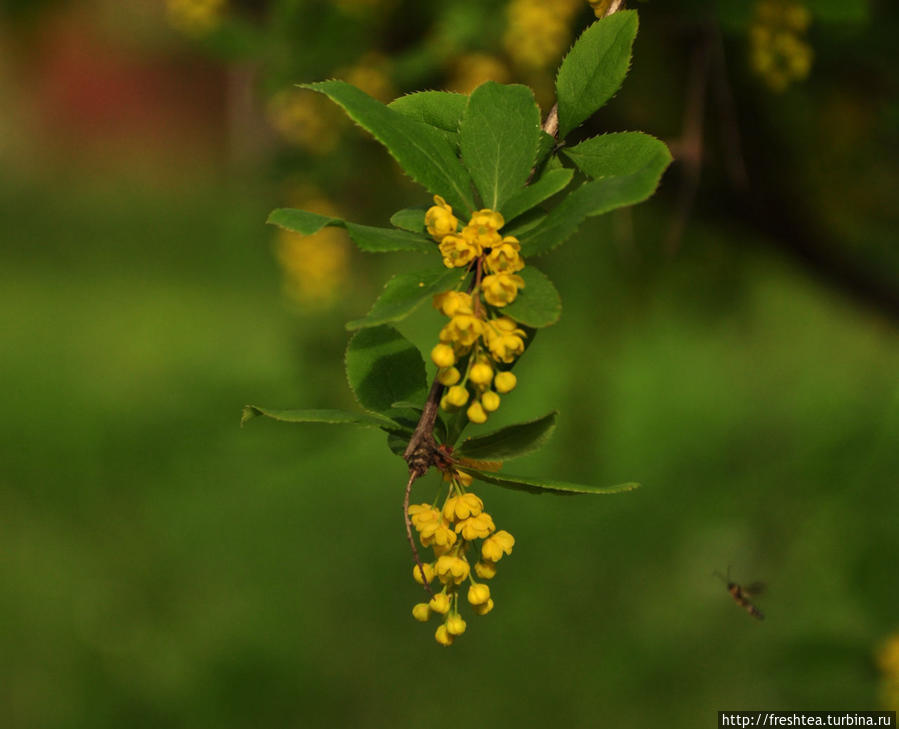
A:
[
  {"xmin": 440, "ymin": 314, "xmax": 485, "ymax": 348},
  {"xmin": 433, "ymin": 291, "xmax": 473, "ymax": 317},
  {"xmin": 475, "ymin": 560, "xmax": 497, "ymax": 580},
  {"xmin": 409, "ymin": 504, "xmax": 440, "ymax": 532},
  {"xmin": 437, "ymin": 366, "xmax": 461, "ymax": 386},
  {"xmin": 493, "ymin": 371, "xmax": 517, "ymax": 393},
  {"xmin": 445, "ymin": 385, "xmax": 470, "ymax": 408},
  {"xmin": 485, "ymin": 236, "xmax": 525, "ymax": 274},
  {"xmin": 469, "ymin": 362, "xmax": 493, "ymax": 386},
  {"xmin": 435, "ymin": 554, "xmax": 471, "ymax": 585},
  {"xmin": 443, "ymin": 493, "xmax": 484, "ymax": 522},
  {"xmin": 435, "ymin": 624, "xmax": 454, "ymax": 646},
  {"xmin": 467, "ymin": 583, "xmax": 491, "ymax": 606},
  {"xmin": 471, "ymin": 209, "xmax": 505, "ymax": 231},
  {"xmin": 429, "ymin": 591, "xmax": 451, "ymax": 614},
  {"xmin": 447, "ymin": 53, "xmax": 511, "ymax": 94},
  {"xmin": 439, "ymin": 234, "xmax": 480, "ymax": 268},
  {"xmin": 431, "ymin": 343, "xmax": 456, "ymax": 368},
  {"xmin": 456, "ymin": 512, "xmax": 496, "ymax": 541},
  {"xmin": 413, "ymin": 562, "xmax": 435, "ymax": 585},
  {"xmin": 412, "ymin": 602, "xmax": 431, "ymax": 622},
  {"xmin": 481, "ymin": 391, "xmax": 500, "ymax": 413},
  {"xmin": 467, "ymin": 401, "xmax": 488, "ymax": 424},
  {"xmin": 419, "ymin": 518, "xmax": 458, "ymax": 549},
  {"xmin": 482, "ymin": 530, "xmax": 515, "ymax": 562},
  {"xmin": 482, "ymin": 273, "xmax": 525, "ymax": 307},
  {"xmin": 446, "ymin": 614, "xmax": 467, "ymax": 636},
  {"xmin": 462, "ymin": 223, "xmax": 502, "ymax": 252},
  {"xmin": 473, "ymin": 597, "xmax": 495, "ymax": 616},
  {"xmin": 485, "ymin": 317, "xmax": 527, "ymax": 363},
  {"xmin": 425, "ymin": 195, "xmax": 459, "ymax": 241}
]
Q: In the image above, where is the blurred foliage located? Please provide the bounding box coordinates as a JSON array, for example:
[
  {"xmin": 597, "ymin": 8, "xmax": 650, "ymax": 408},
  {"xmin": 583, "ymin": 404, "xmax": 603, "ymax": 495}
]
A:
[{"xmin": 1, "ymin": 0, "xmax": 898, "ymax": 725}]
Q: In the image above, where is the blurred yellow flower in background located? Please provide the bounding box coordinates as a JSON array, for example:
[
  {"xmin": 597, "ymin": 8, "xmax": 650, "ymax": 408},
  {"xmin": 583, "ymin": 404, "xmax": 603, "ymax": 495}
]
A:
[
  {"xmin": 274, "ymin": 188, "xmax": 350, "ymax": 307},
  {"xmin": 166, "ymin": 0, "xmax": 226, "ymax": 36},
  {"xmin": 266, "ymin": 89, "xmax": 340, "ymax": 153},
  {"xmin": 749, "ymin": 0, "xmax": 814, "ymax": 92},
  {"xmin": 504, "ymin": 0, "xmax": 581, "ymax": 71},
  {"xmin": 447, "ymin": 53, "xmax": 510, "ymax": 94},
  {"xmin": 337, "ymin": 53, "xmax": 395, "ymax": 102}
]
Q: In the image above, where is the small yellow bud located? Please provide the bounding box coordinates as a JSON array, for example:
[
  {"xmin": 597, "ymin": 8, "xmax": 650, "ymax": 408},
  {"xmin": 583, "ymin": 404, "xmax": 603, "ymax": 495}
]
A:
[
  {"xmin": 446, "ymin": 385, "xmax": 470, "ymax": 408},
  {"xmin": 446, "ymin": 614, "xmax": 467, "ymax": 636},
  {"xmin": 429, "ymin": 592, "xmax": 451, "ymax": 614},
  {"xmin": 440, "ymin": 395, "xmax": 453, "ymax": 411},
  {"xmin": 469, "ymin": 362, "xmax": 493, "ymax": 386},
  {"xmin": 431, "ymin": 343, "xmax": 456, "ymax": 368},
  {"xmin": 467, "ymin": 401, "xmax": 488, "ymax": 424},
  {"xmin": 467, "ymin": 583, "xmax": 491, "ymax": 606},
  {"xmin": 473, "ymin": 597, "xmax": 494, "ymax": 616},
  {"xmin": 455, "ymin": 470, "xmax": 473, "ymax": 487},
  {"xmin": 413, "ymin": 562, "xmax": 435, "ymax": 585},
  {"xmin": 435, "ymin": 624, "xmax": 454, "ymax": 646},
  {"xmin": 437, "ymin": 366, "xmax": 461, "ymax": 386},
  {"xmin": 494, "ymin": 371, "xmax": 517, "ymax": 393},
  {"xmin": 412, "ymin": 602, "xmax": 431, "ymax": 622},
  {"xmin": 475, "ymin": 560, "xmax": 497, "ymax": 580},
  {"xmin": 481, "ymin": 390, "xmax": 500, "ymax": 412}
]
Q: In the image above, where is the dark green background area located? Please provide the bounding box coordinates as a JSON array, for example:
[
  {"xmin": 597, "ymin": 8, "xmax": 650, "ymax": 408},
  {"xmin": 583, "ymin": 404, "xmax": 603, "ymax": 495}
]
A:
[{"xmin": 2, "ymin": 1, "xmax": 898, "ymax": 727}]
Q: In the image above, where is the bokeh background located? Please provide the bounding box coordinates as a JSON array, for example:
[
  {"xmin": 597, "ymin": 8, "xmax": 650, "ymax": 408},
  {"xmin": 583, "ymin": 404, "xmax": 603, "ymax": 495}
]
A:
[{"xmin": 2, "ymin": 0, "xmax": 898, "ymax": 727}]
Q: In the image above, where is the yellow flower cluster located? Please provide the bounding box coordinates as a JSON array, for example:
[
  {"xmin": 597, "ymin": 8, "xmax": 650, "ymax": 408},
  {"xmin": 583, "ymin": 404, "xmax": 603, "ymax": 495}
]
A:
[
  {"xmin": 503, "ymin": 0, "xmax": 582, "ymax": 70},
  {"xmin": 166, "ymin": 0, "xmax": 225, "ymax": 36},
  {"xmin": 275, "ymin": 191, "xmax": 349, "ymax": 305},
  {"xmin": 447, "ymin": 54, "xmax": 511, "ymax": 95},
  {"xmin": 749, "ymin": 0, "xmax": 813, "ymax": 92},
  {"xmin": 409, "ymin": 471, "xmax": 515, "ymax": 646},
  {"xmin": 337, "ymin": 53, "xmax": 395, "ymax": 103},
  {"xmin": 878, "ymin": 632, "xmax": 899, "ymax": 711},
  {"xmin": 424, "ymin": 196, "xmax": 526, "ymax": 424},
  {"xmin": 267, "ymin": 89, "xmax": 340, "ymax": 154}
]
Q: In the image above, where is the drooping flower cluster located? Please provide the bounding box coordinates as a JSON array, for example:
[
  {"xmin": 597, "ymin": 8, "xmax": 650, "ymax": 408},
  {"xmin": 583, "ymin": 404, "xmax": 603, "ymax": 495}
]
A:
[
  {"xmin": 425, "ymin": 196, "xmax": 526, "ymax": 424},
  {"xmin": 749, "ymin": 0, "xmax": 813, "ymax": 92},
  {"xmin": 409, "ymin": 470, "xmax": 515, "ymax": 646}
]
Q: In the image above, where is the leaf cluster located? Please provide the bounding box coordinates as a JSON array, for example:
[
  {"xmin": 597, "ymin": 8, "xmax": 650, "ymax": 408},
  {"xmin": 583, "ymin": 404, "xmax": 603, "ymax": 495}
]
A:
[{"xmin": 248, "ymin": 11, "xmax": 671, "ymax": 495}]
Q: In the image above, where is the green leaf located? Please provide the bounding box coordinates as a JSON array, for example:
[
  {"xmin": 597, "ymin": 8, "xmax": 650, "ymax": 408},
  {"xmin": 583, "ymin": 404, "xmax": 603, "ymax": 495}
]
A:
[
  {"xmin": 562, "ymin": 132, "xmax": 670, "ymax": 180},
  {"xmin": 345, "ymin": 325, "xmax": 427, "ymax": 413},
  {"xmin": 459, "ymin": 468, "xmax": 640, "ymax": 496},
  {"xmin": 304, "ymin": 81, "xmax": 475, "ymax": 214},
  {"xmin": 459, "ymin": 82, "xmax": 541, "ymax": 210},
  {"xmin": 346, "ymin": 266, "xmax": 468, "ymax": 330},
  {"xmin": 520, "ymin": 146, "xmax": 672, "ymax": 257},
  {"xmin": 501, "ymin": 266, "xmax": 562, "ymax": 328},
  {"xmin": 502, "ymin": 168, "xmax": 574, "ymax": 222},
  {"xmin": 504, "ymin": 209, "xmax": 547, "ymax": 238},
  {"xmin": 268, "ymin": 208, "xmax": 435, "ymax": 254},
  {"xmin": 456, "ymin": 411, "xmax": 557, "ymax": 461},
  {"xmin": 555, "ymin": 11, "xmax": 639, "ymax": 139},
  {"xmin": 535, "ymin": 130, "xmax": 557, "ymax": 164},
  {"xmin": 241, "ymin": 406, "xmax": 400, "ymax": 429},
  {"xmin": 390, "ymin": 207, "xmax": 427, "ymax": 234},
  {"xmin": 388, "ymin": 91, "xmax": 467, "ymax": 135}
]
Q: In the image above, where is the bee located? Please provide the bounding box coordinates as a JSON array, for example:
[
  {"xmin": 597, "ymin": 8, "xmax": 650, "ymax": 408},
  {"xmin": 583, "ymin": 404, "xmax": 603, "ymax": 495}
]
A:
[{"xmin": 715, "ymin": 569, "xmax": 765, "ymax": 621}]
